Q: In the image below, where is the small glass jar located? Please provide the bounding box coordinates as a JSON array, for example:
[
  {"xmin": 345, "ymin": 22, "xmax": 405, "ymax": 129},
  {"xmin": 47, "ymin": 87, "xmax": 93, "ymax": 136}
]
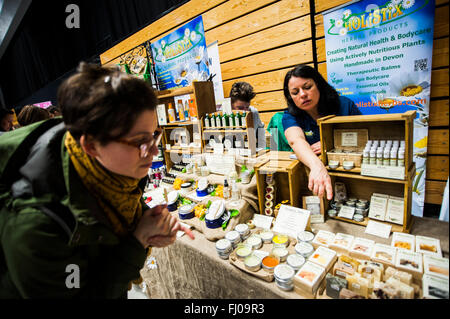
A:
[
  {"xmin": 383, "ymin": 149, "xmax": 390, "ymax": 166},
  {"xmin": 369, "ymin": 149, "xmax": 376, "ymax": 164},
  {"xmin": 376, "ymin": 148, "xmax": 383, "ymax": 165},
  {"xmin": 398, "ymin": 149, "xmax": 405, "ymax": 167},
  {"xmin": 346, "ymin": 200, "xmax": 356, "ymax": 207},
  {"xmin": 274, "ymin": 264, "xmax": 295, "ymax": 291}
]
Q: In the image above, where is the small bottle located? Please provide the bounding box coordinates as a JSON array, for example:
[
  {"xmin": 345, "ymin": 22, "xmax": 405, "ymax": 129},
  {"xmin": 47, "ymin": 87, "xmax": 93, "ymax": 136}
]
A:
[
  {"xmin": 211, "ymin": 113, "xmax": 216, "ymax": 128},
  {"xmin": 230, "ymin": 112, "xmax": 236, "ymax": 127},
  {"xmin": 363, "ymin": 149, "xmax": 370, "ymax": 164},
  {"xmin": 380, "ymin": 140, "xmax": 386, "ymax": 148},
  {"xmin": 183, "ymin": 100, "xmax": 190, "ymax": 121},
  {"xmin": 383, "ymin": 149, "xmax": 390, "ymax": 166},
  {"xmin": 219, "ymin": 112, "xmax": 224, "ymax": 127},
  {"xmin": 400, "ymin": 140, "xmax": 406, "ymax": 148},
  {"xmin": 376, "ymin": 148, "xmax": 383, "ymax": 165},
  {"xmin": 177, "ymin": 100, "xmax": 185, "ymax": 121},
  {"xmin": 369, "ymin": 149, "xmax": 376, "ymax": 164},
  {"xmin": 236, "ymin": 112, "xmax": 242, "ymax": 127},
  {"xmin": 167, "ymin": 102, "xmax": 176, "ymax": 123},
  {"xmin": 231, "ymin": 180, "xmax": 241, "ymax": 201},
  {"xmin": 204, "ymin": 113, "xmax": 210, "ymax": 128},
  {"xmin": 188, "ymin": 98, "xmax": 197, "ymax": 119},
  {"xmin": 241, "ymin": 111, "xmax": 247, "ymax": 127},
  {"xmin": 398, "ymin": 149, "xmax": 405, "ymax": 167},
  {"xmin": 223, "ymin": 179, "xmax": 230, "ymax": 200},
  {"xmin": 390, "ymin": 148, "xmax": 398, "ymax": 166},
  {"xmin": 224, "ymin": 113, "xmax": 230, "ymax": 127}
]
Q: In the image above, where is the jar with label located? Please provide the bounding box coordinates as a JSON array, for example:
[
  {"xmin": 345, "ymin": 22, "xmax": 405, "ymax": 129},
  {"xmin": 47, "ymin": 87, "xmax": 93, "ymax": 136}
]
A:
[
  {"xmin": 398, "ymin": 149, "xmax": 405, "ymax": 167},
  {"xmin": 204, "ymin": 114, "xmax": 210, "ymax": 128},
  {"xmin": 376, "ymin": 148, "xmax": 383, "ymax": 165},
  {"xmin": 369, "ymin": 149, "xmax": 376, "ymax": 164},
  {"xmin": 216, "ymin": 239, "xmax": 233, "ymax": 260},
  {"xmin": 390, "ymin": 148, "xmax": 398, "ymax": 166},
  {"xmin": 225, "ymin": 231, "xmax": 242, "ymax": 249},
  {"xmin": 363, "ymin": 149, "xmax": 370, "ymax": 164},
  {"xmin": 235, "ymin": 223, "xmax": 250, "ymax": 240},
  {"xmin": 383, "ymin": 149, "xmax": 390, "ymax": 166},
  {"xmin": 274, "ymin": 264, "xmax": 295, "ymax": 291}
]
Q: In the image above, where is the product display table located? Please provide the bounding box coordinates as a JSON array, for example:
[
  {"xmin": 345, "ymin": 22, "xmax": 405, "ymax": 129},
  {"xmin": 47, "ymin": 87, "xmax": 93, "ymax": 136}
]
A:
[{"xmin": 140, "ymin": 216, "xmax": 448, "ymax": 299}]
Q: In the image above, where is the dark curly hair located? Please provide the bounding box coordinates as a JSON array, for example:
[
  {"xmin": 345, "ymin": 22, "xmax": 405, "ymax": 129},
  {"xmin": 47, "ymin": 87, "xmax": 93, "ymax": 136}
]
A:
[
  {"xmin": 283, "ymin": 65, "xmax": 340, "ymax": 118},
  {"xmin": 229, "ymin": 81, "xmax": 256, "ymax": 104},
  {"xmin": 58, "ymin": 62, "xmax": 158, "ymax": 145}
]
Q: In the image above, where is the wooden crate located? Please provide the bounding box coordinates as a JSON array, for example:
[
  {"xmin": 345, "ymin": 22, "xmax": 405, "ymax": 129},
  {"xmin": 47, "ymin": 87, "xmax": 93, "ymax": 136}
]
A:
[
  {"xmin": 254, "ymin": 158, "xmax": 308, "ymax": 215},
  {"xmin": 317, "ymin": 111, "xmax": 416, "ymax": 233}
]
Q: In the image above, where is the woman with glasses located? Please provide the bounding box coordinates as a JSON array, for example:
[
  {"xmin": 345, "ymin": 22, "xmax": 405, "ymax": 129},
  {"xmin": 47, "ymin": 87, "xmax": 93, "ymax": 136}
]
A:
[{"xmin": 0, "ymin": 62, "xmax": 194, "ymax": 298}]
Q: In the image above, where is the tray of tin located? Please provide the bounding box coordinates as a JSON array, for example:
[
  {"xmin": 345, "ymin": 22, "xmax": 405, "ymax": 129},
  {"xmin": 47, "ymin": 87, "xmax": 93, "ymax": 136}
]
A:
[{"xmin": 229, "ymin": 229, "xmax": 297, "ymax": 282}]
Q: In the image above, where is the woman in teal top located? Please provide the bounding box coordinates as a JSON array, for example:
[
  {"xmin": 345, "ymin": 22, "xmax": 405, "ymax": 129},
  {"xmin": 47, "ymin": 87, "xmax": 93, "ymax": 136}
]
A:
[{"xmin": 282, "ymin": 65, "xmax": 361, "ymax": 201}]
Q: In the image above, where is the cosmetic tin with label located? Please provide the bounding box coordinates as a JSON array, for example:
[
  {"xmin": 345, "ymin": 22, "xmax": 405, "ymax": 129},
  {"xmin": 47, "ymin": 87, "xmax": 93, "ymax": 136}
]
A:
[
  {"xmin": 272, "ymin": 234, "xmax": 289, "ymax": 248},
  {"xmin": 274, "ymin": 264, "xmax": 295, "ymax": 291},
  {"xmin": 287, "ymin": 254, "xmax": 306, "ymax": 271},
  {"xmin": 215, "ymin": 239, "xmax": 233, "ymax": 260},
  {"xmin": 272, "ymin": 246, "xmax": 289, "ymax": 262},
  {"xmin": 235, "ymin": 244, "xmax": 252, "ymax": 260},
  {"xmin": 246, "ymin": 235, "xmax": 263, "ymax": 250},
  {"xmin": 178, "ymin": 204, "xmax": 195, "ymax": 220},
  {"xmin": 295, "ymin": 242, "xmax": 314, "ymax": 258},
  {"xmin": 297, "ymin": 231, "xmax": 314, "ymax": 243},
  {"xmin": 260, "ymin": 230, "xmax": 274, "ymax": 243},
  {"xmin": 244, "ymin": 255, "xmax": 262, "ymax": 272},
  {"xmin": 262, "ymin": 255, "xmax": 280, "ymax": 273},
  {"xmin": 167, "ymin": 190, "xmax": 179, "ymax": 212},
  {"xmin": 235, "ymin": 223, "xmax": 250, "ymax": 240},
  {"xmin": 225, "ymin": 230, "xmax": 241, "ymax": 248}
]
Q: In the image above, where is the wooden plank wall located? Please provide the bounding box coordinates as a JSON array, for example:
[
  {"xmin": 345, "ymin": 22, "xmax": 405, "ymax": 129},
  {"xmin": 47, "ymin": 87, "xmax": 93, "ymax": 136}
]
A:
[{"xmin": 100, "ymin": 0, "xmax": 449, "ymax": 206}]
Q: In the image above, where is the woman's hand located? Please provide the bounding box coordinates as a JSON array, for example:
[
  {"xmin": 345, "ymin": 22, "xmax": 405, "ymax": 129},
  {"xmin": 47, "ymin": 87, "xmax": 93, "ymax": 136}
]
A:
[
  {"xmin": 310, "ymin": 141, "xmax": 321, "ymax": 155},
  {"xmin": 308, "ymin": 163, "xmax": 333, "ymax": 200},
  {"xmin": 134, "ymin": 205, "xmax": 195, "ymax": 249}
]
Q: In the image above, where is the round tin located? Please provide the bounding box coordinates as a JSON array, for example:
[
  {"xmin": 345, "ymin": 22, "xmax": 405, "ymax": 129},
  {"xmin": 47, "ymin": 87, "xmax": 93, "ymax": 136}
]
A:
[
  {"xmin": 178, "ymin": 204, "xmax": 195, "ymax": 220},
  {"xmin": 295, "ymin": 242, "xmax": 314, "ymax": 258},
  {"xmin": 297, "ymin": 231, "xmax": 314, "ymax": 243},
  {"xmin": 235, "ymin": 223, "xmax": 250, "ymax": 240},
  {"xmin": 235, "ymin": 244, "xmax": 252, "ymax": 260},
  {"xmin": 286, "ymin": 254, "xmax": 305, "ymax": 271},
  {"xmin": 345, "ymin": 200, "xmax": 356, "ymax": 207},
  {"xmin": 335, "ymin": 202, "xmax": 343, "ymax": 211},
  {"xmin": 260, "ymin": 231, "xmax": 274, "ymax": 243},
  {"xmin": 272, "ymin": 234, "xmax": 289, "ymax": 247},
  {"xmin": 196, "ymin": 188, "xmax": 208, "ymax": 197},
  {"xmin": 272, "ymin": 247, "xmax": 289, "ymax": 262},
  {"xmin": 262, "ymin": 255, "xmax": 280, "ymax": 273},
  {"xmin": 244, "ymin": 255, "xmax": 261, "ymax": 272},
  {"xmin": 246, "ymin": 235, "xmax": 263, "ymax": 250},
  {"xmin": 353, "ymin": 214, "xmax": 364, "ymax": 222},
  {"xmin": 274, "ymin": 264, "xmax": 295, "ymax": 291},
  {"xmin": 225, "ymin": 230, "xmax": 241, "ymax": 248},
  {"xmin": 215, "ymin": 239, "xmax": 232, "ymax": 260},
  {"xmin": 349, "ymin": 197, "xmax": 358, "ymax": 202},
  {"xmin": 358, "ymin": 199, "xmax": 369, "ymax": 206},
  {"xmin": 356, "ymin": 202, "xmax": 367, "ymax": 209},
  {"xmin": 328, "ymin": 209, "xmax": 337, "ymax": 217}
]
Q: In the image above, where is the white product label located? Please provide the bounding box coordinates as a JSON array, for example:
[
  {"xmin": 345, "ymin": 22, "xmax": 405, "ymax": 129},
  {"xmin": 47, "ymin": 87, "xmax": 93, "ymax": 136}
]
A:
[
  {"xmin": 336, "ymin": 270, "xmax": 347, "ymax": 278},
  {"xmin": 365, "ymin": 220, "xmax": 392, "ymax": 239},
  {"xmin": 352, "ymin": 283, "xmax": 361, "ymax": 290},
  {"xmin": 252, "ymin": 214, "xmax": 274, "ymax": 230},
  {"xmin": 341, "ymin": 132, "xmax": 358, "ymax": 147},
  {"xmin": 368, "ymin": 196, "xmax": 388, "ymax": 221},
  {"xmin": 338, "ymin": 206, "xmax": 355, "ymax": 220},
  {"xmin": 272, "ymin": 205, "xmax": 311, "ymax": 239}
]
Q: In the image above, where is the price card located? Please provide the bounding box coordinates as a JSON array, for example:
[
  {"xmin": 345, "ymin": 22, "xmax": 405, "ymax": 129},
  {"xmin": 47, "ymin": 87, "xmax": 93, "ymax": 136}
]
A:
[
  {"xmin": 338, "ymin": 205, "xmax": 355, "ymax": 220},
  {"xmin": 341, "ymin": 132, "xmax": 358, "ymax": 146},
  {"xmin": 365, "ymin": 220, "xmax": 392, "ymax": 239},
  {"xmin": 252, "ymin": 214, "xmax": 273, "ymax": 230},
  {"xmin": 213, "ymin": 143, "xmax": 224, "ymax": 155},
  {"xmin": 272, "ymin": 205, "xmax": 310, "ymax": 238}
]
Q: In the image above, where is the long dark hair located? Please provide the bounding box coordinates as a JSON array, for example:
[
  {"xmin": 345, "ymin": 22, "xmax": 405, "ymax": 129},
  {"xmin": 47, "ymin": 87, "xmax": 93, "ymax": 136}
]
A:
[{"xmin": 283, "ymin": 65, "xmax": 340, "ymax": 118}]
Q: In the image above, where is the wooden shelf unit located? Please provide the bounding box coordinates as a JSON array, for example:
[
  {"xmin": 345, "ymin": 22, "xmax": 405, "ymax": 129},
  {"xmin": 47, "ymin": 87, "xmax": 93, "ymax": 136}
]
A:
[{"xmin": 317, "ymin": 111, "xmax": 416, "ymax": 233}]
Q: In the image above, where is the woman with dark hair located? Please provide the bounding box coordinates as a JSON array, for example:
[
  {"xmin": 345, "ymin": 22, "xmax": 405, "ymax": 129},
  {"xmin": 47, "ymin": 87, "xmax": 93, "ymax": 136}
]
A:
[
  {"xmin": 17, "ymin": 104, "xmax": 50, "ymax": 127},
  {"xmin": 282, "ymin": 64, "xmax": 361, "ymax": 200},
  {"xmin": 0, "ymin": 107, "xmax": 14, "ymax": 134},
  {"xmin": 0, "ymin": 62, "xmax": 194, "ymax": 298}
]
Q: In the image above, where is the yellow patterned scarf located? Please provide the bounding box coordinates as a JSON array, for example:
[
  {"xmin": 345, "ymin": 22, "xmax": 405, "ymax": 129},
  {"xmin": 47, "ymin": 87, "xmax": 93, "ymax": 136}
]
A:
[{"xmin": 64, "ymin": 132, "xmax": 143, "ymax": 237}]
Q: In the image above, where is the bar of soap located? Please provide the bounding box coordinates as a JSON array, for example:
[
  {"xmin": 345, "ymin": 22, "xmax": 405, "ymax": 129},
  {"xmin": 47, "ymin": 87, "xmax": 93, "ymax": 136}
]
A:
[
  {"xmin": 391, "ymin": 232, "xmax": 415, "ymax": 252},
  {"xmin": 373, "ymin": 281, "xmax": 401, "ymax": 299},
  {"xmin": 358, "ymin": 263, "xmax": 382, "ymax": 283},
  {"xmin": 350, "ymin": 237, "xmax": 375, "ymax": 260},
  {"xmin": 384, "ymin": 266, "xmax": 413, "ymax": 285},
  {"xmin": 333, "ymin": 260, "xmax": 355, "ymax": 279},
  {"xmin": 329, "ymin": 233, "xmax": 354, "ymax": 255},
  {"xmin": 385, "ymin": 277, "xmax": 414, "ymax": 299},
  {"xmin": 326, "ymin": 273, "xmax": 347, "ymax": 299},
  {"xmin": 415, "ymin": 235, "xmax": 442, "ymax": 257},
  {"xmin": 308, "ymin": 246, "xmax": 337, "ymax": 272},
  {"xmin": 422, "ymin": 274, "xmax": 449, "ymax": 299},
  {"xmin": 294, "ymin": 261, "xmax": 326, "ymax": 297},
  {"xmin": 423, "ymin": 254, "xmax": 449, "ymax": 279},
  {"xmin": 371, "ymin": 243, "xmax": 397, "ymax": 267},
  {"xmin": 312, "ymin": 230, "xmax": 335, "ymax": 249},
  {"xmin": 339, "ymin": 288, "xmax": 364, "ymax": 299},
  {"xmin": 346, "ymin": 273, "xmax": 371, "ymax": 298},
  {"xmin": 395, "ymin": 249, "xmax": 423, "ymax": 281}
]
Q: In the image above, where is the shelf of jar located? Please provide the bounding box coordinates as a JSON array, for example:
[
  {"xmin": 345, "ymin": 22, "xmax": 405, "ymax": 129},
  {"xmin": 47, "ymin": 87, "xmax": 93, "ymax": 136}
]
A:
[
  {"xmin": 160, "ymin": 120, "xmax": 200, "ymax": 127},
  {"xmin": 327, "ymin": 215, "xmax": 413, "ymax": 234},
  {"xmin": 156, "ymin": 86, "xmax": 194, "ymax": 99},
  {"xmin": 326, "ymin": 166, "xmax": 361, "ymax": 174},
  {"xmin": 327, "ymin": 163, "xmax": 414, "ymax": 185},
  {"xmin": 203, "ymin": 127, "xmax": 247, "ymax": 131},
  {"xmin": 203, "ymin": 148, "xmax": 268, "ymax": 157},
  {"xmin": 164, "ymin": 148, "xmax": 202, "ymax": 154}
]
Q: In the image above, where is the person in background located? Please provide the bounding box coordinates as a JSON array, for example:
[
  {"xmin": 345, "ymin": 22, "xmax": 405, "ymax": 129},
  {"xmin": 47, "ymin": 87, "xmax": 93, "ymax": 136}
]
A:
[
  {"xmin": 0, "ymin": 62, "xmax": 194, "ymax": 298},
  {"xmin": 282, "ymin": 64, "xmax": 362, "ymax": 200},
  {"xmin": 0, "ymin": 107, "xmax": 14, "ymax": 135},
  {"xmin": 17, "ymin": 104, "xmax": 51, "ymax": 127},
  {"xmin": 229, "ymin": 81, "xmax": 266, "ymax": 149},
  {"xmin": 47, "ymin": 105, "xmax": 62, "ymax": 118}
]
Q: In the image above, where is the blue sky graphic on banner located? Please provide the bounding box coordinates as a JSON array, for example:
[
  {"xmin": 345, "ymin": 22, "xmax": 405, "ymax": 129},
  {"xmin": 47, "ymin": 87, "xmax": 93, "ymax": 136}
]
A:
[
  {"xmin": 324, "ymin": 0, "xmax": 435, "ymax": 217},
  {"xmin": 151, "ymin": 16, "xmax": 210, "ymax": 90}
]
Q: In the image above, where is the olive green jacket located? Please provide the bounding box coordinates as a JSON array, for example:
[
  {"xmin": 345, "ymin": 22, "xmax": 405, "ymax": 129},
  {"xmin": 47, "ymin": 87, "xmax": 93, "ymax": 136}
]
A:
[{"xmin": 0, "ymin": 119, "xmax": 148, "ymax": 298}]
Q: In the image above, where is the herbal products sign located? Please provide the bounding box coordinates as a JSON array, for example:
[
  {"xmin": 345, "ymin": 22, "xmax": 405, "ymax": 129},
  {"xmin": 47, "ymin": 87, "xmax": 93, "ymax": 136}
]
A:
[
  {"xmin": 323, "ymin": 0, "xmax": 435, "ymax": 218},
  {"xmin": 151, "ymin": 16, "xmax": 210, "ymax": 90}
]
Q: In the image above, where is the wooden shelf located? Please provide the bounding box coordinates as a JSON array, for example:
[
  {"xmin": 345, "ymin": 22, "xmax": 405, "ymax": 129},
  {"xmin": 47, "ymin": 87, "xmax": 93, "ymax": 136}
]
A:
[
  {"xmin": 327, "ymin": 164, "xmax": 415, "ymax": 184},
  {"xmin": 156, "ymin": 86, "xmax": 194, "ymax": 99},
  {"xmin": 203, "ymin": 128, "xmax": 247, "ymax": 133},
  {"xmin": 161, "ymin": 120, "xmax": 199, "ymax": 127},
  {"xmin": 326, "ymin": 166, "xmax": 361, "ymax": 174},
  {"xmin": 318, "ymin": 110, "xmax": 416, "ymax": 124},
  {"xmin": 165, "ymin": 149, "xmax": 202, "ymax": 154},
  {"xmin": 327, "ymin": 215, "xmax": 411, "ymax": 233}
]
